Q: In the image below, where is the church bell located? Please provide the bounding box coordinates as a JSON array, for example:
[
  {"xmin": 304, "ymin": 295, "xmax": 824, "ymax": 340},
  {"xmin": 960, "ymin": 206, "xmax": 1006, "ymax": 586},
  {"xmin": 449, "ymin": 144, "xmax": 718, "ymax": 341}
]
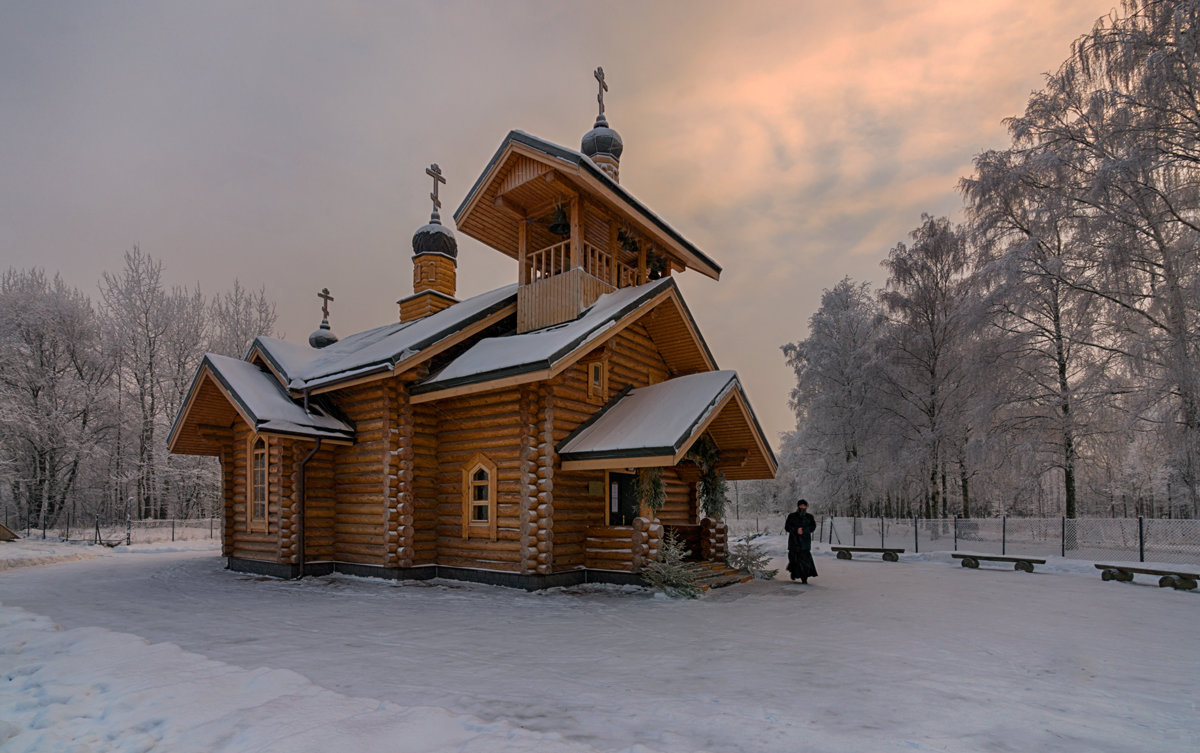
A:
[{"xmin": 548, "ymin": 205, "xmax": 570, "ymax": 236}]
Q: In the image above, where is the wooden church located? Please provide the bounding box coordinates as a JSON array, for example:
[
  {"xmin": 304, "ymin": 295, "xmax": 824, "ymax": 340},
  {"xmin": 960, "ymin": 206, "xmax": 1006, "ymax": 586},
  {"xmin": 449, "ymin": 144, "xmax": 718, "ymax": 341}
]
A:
[{"xmin": 169, "ymin": 70, "xmax": 777, "ymax": 588}]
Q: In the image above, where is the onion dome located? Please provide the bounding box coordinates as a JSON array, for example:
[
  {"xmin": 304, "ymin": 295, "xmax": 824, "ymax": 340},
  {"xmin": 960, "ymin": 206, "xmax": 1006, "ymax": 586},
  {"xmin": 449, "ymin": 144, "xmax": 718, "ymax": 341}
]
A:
[
  {"xmin": 308, "ymin": 317, "xmax": 338, "ymax": 349},
  {"xmin": 581, "ymin": 113, "xmax": 623, "ymax": 162},
  {"xmin": 411, "ymin": 208, "xmax": 458, "ymax": 259}
]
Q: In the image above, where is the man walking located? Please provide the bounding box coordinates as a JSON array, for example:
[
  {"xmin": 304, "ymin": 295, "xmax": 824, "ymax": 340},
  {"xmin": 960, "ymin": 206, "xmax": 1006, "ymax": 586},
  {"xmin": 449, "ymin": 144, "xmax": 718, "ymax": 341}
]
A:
[{"xmin": 785, "ymin": 499, "xmax": 818, "ymax": 583}]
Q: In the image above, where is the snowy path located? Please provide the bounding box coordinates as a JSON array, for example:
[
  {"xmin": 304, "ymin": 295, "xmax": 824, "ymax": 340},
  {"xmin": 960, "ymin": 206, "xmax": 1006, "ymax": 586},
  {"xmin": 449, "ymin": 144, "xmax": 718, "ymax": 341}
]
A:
[{"xmin": 1, "ymin": 542, "xmax": 1197, "ymax": 752}]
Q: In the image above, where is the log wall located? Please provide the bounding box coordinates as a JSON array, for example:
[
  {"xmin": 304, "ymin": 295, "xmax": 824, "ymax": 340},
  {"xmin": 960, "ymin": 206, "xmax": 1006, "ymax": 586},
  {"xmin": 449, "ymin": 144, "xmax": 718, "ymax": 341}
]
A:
[
  {"xmin": 301, "ymin": 445, "xmax": 337, "ymax": 562},
  {"xmin": 411, "ymin": 401, "xmax": 440, "ymax": 564},
  {"xmin": 227, "ymin": 421, "xmax": 282, "ymax": 562},
  {"xmin": 331, "ymin": 383, "xmax": 390, "ymax": 564},
  {"xmin": 432, "ymin": 386, "xmax": 529, "ymax": 572}
]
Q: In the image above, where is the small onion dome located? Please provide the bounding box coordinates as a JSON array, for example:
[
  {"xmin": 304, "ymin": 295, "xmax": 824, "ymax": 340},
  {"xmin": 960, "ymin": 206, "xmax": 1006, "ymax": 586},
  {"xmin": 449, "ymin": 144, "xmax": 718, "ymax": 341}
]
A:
[
  {"xmin": 412, "ymin": 209, "xmax": 458, "ymax": 259},
  {"xmin": 308, "ymin": 318, "xmax": 338, "ymax": 349},
  {"xmin": 581, "ymin": 113, "xmax": 623, "ymax": 161}
]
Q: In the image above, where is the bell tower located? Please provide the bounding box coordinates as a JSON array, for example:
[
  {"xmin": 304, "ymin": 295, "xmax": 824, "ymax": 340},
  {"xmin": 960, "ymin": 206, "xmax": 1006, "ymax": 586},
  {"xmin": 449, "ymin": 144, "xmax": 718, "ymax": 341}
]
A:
[{"xmin": 398, "ymin": 163, "xmax": 459, "ymax": 322}]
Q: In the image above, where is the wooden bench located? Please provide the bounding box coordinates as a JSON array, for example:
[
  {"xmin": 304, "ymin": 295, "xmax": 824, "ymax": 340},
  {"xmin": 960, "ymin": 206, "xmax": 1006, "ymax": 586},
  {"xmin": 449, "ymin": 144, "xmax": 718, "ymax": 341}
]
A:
[
  {"xmin": 831, "ymin": 546, "xmax": 905, "ymax": 562},
  {"xmin": 1094, "ymin": 564, "xmax": 1198, "ymax": 591},
  {"xmin": 953, "ymin": 553, "xmax": 1045, "ymax": 572}
]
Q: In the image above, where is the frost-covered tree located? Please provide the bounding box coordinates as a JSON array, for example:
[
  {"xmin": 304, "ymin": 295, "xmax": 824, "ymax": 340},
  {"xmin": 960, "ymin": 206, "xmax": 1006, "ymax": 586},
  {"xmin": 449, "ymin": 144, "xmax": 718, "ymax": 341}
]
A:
[
  {"xmin": 0, "ymin": 270, "xmax": 115, "ymax": 530},
  {"xmin": 878, "ymin": 216, "xmax": 980, "ymax": 518},
  {"xmin": 208, "ymin": 280, "xmax": 277, "ymax": 358},
  {"xmin": 783, "ymin": 278, "xmax": 885, "ymax": 516}
]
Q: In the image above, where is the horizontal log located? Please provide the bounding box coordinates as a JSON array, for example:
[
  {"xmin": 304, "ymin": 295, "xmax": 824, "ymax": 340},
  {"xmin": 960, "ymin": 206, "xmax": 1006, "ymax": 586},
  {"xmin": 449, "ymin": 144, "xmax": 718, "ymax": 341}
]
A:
[{"xmin": 437, "ymin": 556, "xmax": 520, "ymax": 572}]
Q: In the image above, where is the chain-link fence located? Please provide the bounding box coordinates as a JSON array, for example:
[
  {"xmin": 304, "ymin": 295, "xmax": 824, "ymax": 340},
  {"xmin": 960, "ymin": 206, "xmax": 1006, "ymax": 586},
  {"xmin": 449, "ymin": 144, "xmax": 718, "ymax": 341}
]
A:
[{"xmin": 820, "ymin": 516, "xmax": 1200, "ymax": 566}]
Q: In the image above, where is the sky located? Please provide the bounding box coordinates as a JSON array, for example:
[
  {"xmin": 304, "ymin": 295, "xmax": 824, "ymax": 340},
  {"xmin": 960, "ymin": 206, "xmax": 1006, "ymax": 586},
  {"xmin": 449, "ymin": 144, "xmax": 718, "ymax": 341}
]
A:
[{"xmin": 0, "ymin": 0, "xmax": 1115, "ymax": 447}]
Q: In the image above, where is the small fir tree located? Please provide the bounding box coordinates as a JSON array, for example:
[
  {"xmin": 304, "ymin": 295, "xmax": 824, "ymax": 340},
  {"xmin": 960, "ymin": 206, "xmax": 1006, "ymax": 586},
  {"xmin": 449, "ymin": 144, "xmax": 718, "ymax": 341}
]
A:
[
  {"xmin": 641, "ymin": 529, "xmax": 704, "ymax": 598},
  {"xmin": 727, "ymin": 533, "xmax": 778, "ymax": 580}
]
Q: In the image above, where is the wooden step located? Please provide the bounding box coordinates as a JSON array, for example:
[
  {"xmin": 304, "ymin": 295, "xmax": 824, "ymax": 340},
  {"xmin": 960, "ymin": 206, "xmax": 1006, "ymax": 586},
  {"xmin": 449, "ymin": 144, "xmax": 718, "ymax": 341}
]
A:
[{"xmin": 694, "ymin": 564, "xmax": 754, "ymax": 591}]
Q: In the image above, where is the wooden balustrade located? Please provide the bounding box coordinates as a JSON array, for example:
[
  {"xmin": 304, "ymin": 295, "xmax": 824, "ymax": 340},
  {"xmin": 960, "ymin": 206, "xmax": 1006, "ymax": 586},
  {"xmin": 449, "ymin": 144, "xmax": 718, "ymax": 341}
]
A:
[{"xmin": 527, "ymin": 240, "xmax": 571, "ymax": 282}]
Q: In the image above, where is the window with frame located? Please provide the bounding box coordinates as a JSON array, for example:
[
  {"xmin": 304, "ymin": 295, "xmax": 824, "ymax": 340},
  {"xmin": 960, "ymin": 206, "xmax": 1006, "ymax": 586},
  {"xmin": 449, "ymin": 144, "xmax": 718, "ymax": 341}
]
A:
[
  {"xmin": 250, "ymin": 436, "xmax": 268, "ymax": 530},
  {"xmin": 461, "ymin": 454, "xmax": 498, "ymax": 540},
  {"xmin": 586, "ymin": 357, "xmax": 608, "ymax": 402}
]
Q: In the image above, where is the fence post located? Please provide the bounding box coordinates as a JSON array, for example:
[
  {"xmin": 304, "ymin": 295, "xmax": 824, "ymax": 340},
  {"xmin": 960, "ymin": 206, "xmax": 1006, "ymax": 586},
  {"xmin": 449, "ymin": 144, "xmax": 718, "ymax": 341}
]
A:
[
  {"xmin": 126, "ymin": 517, "xmax": 131, "ymax": 546},
  {"xmin": 914, "ymin": 516, "xmax": 919, "ymax": 554},
  {"xmin": 1002, "ymin": 516, "xmax": 1007, "ymax": 556},
  {"xmin": 210, "ymin": 516, "xmax": 214, "ymax": 539},
  {"xmin": 880, "ymin": 516, "xmax": 885, "ymax": 549},
  {"xmin": 852, "ymin": 517, "xmax": 857, "ymax": 546},
  {"xmin": 94, "ymin": 518, "xmax": 100, "ymax": 545},
  {"xmin": 953, "ymin": 517, "xmax": 958, "ymax": 552},
  {"xmin": 171, "ymin": 518, "xmax": 176, "ymax": 542},
  {"xmin": 1138, "ymin": 516, "xmax": 1145, "ymax": 562},
  {"xmin": 65, "ymin": 510, "xmax": 71, "ymax": 542},
  {"xmin": 1061, "ymin": 517, "xmax": 1066, "ymax": 558}
]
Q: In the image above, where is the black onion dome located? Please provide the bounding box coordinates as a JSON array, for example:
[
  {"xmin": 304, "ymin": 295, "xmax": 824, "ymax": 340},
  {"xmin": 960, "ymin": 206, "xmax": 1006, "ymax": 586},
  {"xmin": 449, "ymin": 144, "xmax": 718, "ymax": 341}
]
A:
[
  {"xmin": 581, "ymin": 114, "xmax": 623, "ymax": 161},
  {"xmin": 308, "ymin": 319, "xmax": 338, "ymax": 349},
  {"xmin": 411, "ymin": 211, "xmax": 458, "ymax": 259}
]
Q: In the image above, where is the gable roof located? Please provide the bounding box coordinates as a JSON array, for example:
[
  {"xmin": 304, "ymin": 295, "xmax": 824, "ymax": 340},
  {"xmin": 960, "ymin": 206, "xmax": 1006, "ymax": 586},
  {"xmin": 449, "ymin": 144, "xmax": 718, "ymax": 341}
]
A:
[
  {"xmin": 454, "ymin": 130, "xmax": 722, "ymax": 281},
  {"xmin": 168, "ymin": 355, "xmax": 355, "ymax": 455},
  {"xmin": 251, "ymin": 284, "xmax": 518, "ymax": 393},
  {"xmin": 411, "ymin": 277, "xmax": 715, "ymax": 401},
  {"xmin": 557, "ymin": 371, "xmax": 777, "ymax": 479}
]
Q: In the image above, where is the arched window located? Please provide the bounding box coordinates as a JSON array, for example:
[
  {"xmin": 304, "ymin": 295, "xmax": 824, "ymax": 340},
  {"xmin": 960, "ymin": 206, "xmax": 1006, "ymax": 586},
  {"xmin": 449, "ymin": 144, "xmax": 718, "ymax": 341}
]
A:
[
  {"xmin": 461, "ymin": 454, "xmax": 497, "ymax": 540},
  {"xmin": 250, "ymin": 436, "xmax": 268, "ymax": 531}
]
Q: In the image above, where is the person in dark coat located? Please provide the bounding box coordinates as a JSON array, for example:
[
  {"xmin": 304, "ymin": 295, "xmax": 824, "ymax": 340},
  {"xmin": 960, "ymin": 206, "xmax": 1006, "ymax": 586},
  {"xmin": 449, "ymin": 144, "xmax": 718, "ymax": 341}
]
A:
[{"xmin": 784, "ymin": 499, "xmax": 818, "ymax": 583}]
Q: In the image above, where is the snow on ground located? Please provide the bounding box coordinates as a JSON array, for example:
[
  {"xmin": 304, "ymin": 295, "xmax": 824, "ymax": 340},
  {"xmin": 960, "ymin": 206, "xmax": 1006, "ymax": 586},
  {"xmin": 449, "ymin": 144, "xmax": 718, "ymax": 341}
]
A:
[
  {"xmin": 0, "ymin": 538, "xmax": 217, "ymax": 572},
  {"xmin": 0, "ymin": 539, "xmax": 1197, "ymax": 752}
]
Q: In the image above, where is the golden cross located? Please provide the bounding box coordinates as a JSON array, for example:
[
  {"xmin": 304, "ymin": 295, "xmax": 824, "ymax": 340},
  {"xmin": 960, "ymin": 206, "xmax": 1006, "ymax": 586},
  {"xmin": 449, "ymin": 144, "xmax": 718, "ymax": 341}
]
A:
[
  {"xmin": 594, "ymin": 66, "xmax": 608, "ymax": 117},
  {"xmin": 426, "ymin": 163, "xmax": 446, "ymax": 211},
  {"xmin": 317, "ymin": 287, "xmax": 334, "ymax": 319}
]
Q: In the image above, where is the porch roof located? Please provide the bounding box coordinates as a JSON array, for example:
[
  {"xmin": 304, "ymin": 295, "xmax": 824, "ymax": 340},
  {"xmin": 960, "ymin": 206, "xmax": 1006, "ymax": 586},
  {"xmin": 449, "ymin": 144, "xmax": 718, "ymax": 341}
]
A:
[{"xmin": 557, "ymin": 371, "xmax": 777, "ymax": 480}]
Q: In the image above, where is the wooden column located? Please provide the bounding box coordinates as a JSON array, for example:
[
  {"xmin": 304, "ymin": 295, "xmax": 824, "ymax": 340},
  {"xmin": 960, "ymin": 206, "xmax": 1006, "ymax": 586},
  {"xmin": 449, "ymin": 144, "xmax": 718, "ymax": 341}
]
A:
[
  {"xmin": 518, "ymin": 218, "xmax": 529, "ymax": 285},
  {"xmin": 569, "ymin": 196, "xmax": 581, "ymax": 270},
  {"xmin": 637, "ymin": 244, "xmax": 647, "ymax": 285},
  {"xmin": 608, "ymin": 220, "xmax": 619, "ymax": 286}
]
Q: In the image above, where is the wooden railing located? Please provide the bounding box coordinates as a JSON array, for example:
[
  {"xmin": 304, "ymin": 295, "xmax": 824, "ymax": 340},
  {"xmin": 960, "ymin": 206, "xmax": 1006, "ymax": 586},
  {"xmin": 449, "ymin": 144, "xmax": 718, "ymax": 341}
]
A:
[
  {"xmin": 527, "ymin": 240, "xmax": 640, "ymax": 289},
  {"xmin": 527, "ymin": 240, "xmax": 571, "ymax": 282}
]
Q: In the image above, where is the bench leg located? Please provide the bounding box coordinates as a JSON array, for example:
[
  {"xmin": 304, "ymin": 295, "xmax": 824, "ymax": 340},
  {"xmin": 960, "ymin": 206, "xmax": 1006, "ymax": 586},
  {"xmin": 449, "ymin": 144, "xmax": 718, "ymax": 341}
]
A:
[
  {"xmin": 1174, "ymin": 577, "xmax": 1198, "ymax": 591},
  {"xmin": 1118, "ymin": 570, "xmax": 1134, "ymax": 582},
  {"xmin": 960, "ymin": 557, "xmax": 979, "ymax": 569},
  {"xmin": 1101, "ymin": 568, "xmax": 1118, "ymax": 582},
  {"xmin": 882, "ymin": 551, "xmax": 899, "ymax": 562},
  {"xmin": 1014, "ymin": 560, "xmax": 1034, "ymax": 573},
  {"xmin": 836, "ymin": 550, "xmax": 852, "ymax": 560}
]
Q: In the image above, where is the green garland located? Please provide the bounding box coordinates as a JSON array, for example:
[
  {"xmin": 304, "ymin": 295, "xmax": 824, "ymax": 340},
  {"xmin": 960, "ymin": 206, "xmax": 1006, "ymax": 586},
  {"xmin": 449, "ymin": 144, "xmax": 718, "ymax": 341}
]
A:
[
  {"xmin": 637, "ymin": 467, "xmax": 666, "ymax": 514},
  {"xmin": 687, "ymin": 436, "xmax": 729, "ymax": 519}
]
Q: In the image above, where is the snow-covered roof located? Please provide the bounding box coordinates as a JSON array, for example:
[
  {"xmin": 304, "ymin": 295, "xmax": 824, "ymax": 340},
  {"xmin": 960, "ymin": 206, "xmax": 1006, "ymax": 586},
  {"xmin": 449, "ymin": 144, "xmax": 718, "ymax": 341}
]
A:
[
  {"xmin": 200, "ymin": 355, "xmax": 355, "ymax": 441},
  {"xmin": 557, "ymin": 371, "xmax": 741, "ymax": 463},
  {"xmin": 253, "ymin": 284, "xmax": 517, "ymax": 391},
  {"xmin": 453, "ymin": 130, "xmax": 722, "ymax": 280},
  {"xmin": 414, "ymin": 277, "xmax": 678, "ymax": 395}
]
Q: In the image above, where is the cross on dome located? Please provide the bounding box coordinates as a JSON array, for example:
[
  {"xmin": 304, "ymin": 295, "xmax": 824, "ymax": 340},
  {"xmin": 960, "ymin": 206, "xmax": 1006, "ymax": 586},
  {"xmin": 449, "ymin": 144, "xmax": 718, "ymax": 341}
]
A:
[
  {"xmin": 594, "ymin": 67, "xmax": 608, "ymax": 118},
  {"xmin": 317, "ymin": 287, "xmax": 334, "ymax": 319},
  {"xmin": 426, "ymin": 163, "xmax": 446, "ymax": 220}
]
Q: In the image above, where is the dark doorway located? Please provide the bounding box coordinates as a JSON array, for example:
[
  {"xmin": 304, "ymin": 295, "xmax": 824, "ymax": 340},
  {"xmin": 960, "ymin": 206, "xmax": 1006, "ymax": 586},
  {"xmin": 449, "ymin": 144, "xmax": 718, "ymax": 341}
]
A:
[{"xmin": 608, "ymin": 471, "xmax": 638, "ymax": 526}]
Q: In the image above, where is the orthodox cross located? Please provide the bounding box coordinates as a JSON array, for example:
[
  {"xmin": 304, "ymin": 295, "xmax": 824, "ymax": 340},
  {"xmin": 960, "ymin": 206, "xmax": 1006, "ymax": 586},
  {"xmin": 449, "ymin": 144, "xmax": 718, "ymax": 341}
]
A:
[
  {"xmin": 594, "ymin": 66, "xmax": 608, "ymax": 117},
  {"xmin": 317, "ymin": 287, "xmax": 334, "ymax": 319},
  {"xmin": 426, "ymin": 163, "xmax": 446, "ymax": 213}
]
